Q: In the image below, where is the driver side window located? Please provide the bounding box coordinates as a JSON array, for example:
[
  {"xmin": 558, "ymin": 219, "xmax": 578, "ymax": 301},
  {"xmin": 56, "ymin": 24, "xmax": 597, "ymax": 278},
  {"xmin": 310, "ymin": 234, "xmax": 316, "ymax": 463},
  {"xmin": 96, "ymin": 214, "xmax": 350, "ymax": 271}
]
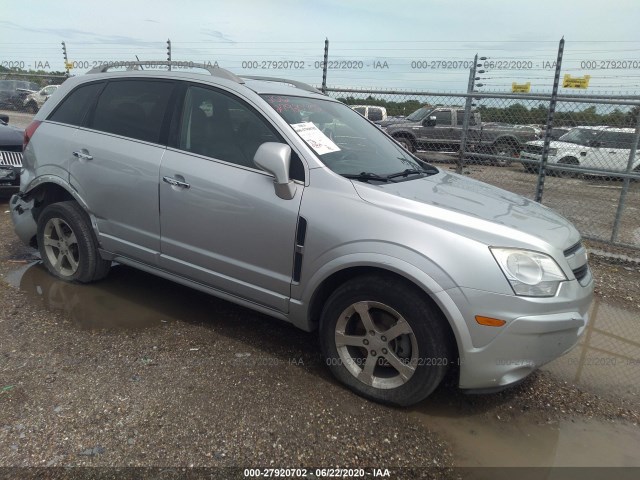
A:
[{"xmin": 179, "ymin": 86, "xmax": 304, "ymax": 181}]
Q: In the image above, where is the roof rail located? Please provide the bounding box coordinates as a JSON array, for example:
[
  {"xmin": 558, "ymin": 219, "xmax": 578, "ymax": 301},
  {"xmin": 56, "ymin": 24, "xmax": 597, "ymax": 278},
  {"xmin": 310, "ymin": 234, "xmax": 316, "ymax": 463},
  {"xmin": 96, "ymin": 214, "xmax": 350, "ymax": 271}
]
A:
[
  {"xmin": 240, "ymin": 76, "xmax": 323, "ymax": 95},
  {"xmin": 86, "ymin": 61, "xmax": 244, "ymax": 84}
]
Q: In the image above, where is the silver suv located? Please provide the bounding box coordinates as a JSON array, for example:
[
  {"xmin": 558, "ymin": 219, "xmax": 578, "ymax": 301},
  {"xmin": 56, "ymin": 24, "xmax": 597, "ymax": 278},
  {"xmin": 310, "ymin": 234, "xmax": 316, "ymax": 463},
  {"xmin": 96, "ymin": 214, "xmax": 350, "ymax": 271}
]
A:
[{"xmin": 10, "ymin": 62, "xmax": 593, "ymax": 406}]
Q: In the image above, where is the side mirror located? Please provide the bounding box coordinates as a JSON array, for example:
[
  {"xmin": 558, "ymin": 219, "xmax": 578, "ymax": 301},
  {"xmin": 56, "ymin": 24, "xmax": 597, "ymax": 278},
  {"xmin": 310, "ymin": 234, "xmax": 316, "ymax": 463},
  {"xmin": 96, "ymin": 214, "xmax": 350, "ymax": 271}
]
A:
[
  {"xmin": 424, "ymin": 116, "xmax": 437, "ymax": 127},
  {"xmin": 253, "ymin": 142, "xmax": 297, "ymax": 200},
  {"xmin": 0, "ymin": 114, "xmax": 9, "ymax": 124}
]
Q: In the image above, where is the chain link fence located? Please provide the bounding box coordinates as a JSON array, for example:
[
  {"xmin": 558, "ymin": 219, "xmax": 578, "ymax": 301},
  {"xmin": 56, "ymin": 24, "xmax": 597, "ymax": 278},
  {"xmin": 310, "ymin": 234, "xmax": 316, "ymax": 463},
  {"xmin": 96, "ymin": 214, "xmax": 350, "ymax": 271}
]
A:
[
  {"xmin": 327, "ymin": 88, "xmax": 640, "ymax": 250},
  {"xmin": 1, "ymin": 41, "xmax": 639, "ymax": 251}
]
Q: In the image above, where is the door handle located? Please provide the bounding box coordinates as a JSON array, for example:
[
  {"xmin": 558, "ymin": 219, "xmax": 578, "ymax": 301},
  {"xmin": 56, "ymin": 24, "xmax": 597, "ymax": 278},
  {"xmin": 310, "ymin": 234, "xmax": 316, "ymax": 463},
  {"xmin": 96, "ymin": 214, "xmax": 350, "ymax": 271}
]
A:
[
  {"xmin": 72, "ymin": 151, "xmax": 93, "ymax": 161},
  {"xmin": 163, "ymin": 176, "xmax": 190, "ymax": 189}
]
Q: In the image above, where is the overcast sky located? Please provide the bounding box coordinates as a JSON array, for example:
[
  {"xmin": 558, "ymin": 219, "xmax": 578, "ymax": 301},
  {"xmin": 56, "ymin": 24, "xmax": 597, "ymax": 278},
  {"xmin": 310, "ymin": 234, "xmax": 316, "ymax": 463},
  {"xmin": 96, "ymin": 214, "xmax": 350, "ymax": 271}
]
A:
[{"xmin": 2, "ymin": 0, "xmax": 640, "ymax": 93}]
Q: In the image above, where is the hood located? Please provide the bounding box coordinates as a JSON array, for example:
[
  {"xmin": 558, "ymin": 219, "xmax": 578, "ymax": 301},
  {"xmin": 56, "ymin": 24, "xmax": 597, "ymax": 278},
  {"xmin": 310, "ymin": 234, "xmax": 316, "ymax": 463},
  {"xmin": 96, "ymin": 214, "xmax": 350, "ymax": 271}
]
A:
[
  {"xmin": 379, "ymin": 117, "xmax": 410, "ymax": 127},
  {"xmin": 0, "ymin": 124, "xmax": 24, "ymax": 146},
  {"xmin": 352, "ymin": 171, "xmax": 580, "ymax": 251},
  {"xmin": 526, "ymin": 139, "xmax": 586, "ymax": 149}
]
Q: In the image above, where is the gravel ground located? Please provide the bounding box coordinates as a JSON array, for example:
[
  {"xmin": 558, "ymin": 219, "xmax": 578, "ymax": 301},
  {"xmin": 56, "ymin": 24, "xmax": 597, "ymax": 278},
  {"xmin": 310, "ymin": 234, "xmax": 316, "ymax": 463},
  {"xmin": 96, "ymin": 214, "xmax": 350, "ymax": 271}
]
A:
[{"xmin": 0, "ymin": 199, "xmax": 639, "ymax": 477}]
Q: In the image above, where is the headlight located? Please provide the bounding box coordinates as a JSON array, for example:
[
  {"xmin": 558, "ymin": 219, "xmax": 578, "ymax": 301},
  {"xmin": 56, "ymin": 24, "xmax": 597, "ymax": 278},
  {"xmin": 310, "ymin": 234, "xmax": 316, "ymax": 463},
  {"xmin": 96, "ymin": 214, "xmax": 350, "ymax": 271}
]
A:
[{"xmin": 490, "ymin": 248, "xmax": 567, "ymax": 297}]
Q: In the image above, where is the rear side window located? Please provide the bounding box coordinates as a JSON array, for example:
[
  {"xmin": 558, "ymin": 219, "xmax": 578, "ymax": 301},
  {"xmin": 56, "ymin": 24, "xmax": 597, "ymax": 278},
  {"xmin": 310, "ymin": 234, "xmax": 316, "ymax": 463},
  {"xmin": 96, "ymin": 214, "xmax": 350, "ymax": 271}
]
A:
[
  {"xmin": 456, "ymin": 110, "xmax": 478, "ymax": 126},
  {"xmin": 368, "ymin": 108, "xmax": 383, "ymax": 121},
  {"xmin": 599, "ymin": 131, "xmax": 639, "ymax": 149},
  {"xmin": 91, "ymin": 80, "xmax": 175, "ymax": 144},
  {"xmin": 48, "ymin": 82, "xmax": 104, "ymax": 126}
]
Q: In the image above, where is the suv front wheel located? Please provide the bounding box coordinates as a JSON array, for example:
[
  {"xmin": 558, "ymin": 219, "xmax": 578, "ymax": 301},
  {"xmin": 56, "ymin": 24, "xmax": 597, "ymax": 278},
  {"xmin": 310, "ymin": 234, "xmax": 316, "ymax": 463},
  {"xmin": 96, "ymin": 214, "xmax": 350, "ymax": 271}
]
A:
[
  {"xmin": 37, "ymin": 201, "xmax": 111, "ymax": 283},
  {"xmin": 319, "ymin": 275, "xmax": 452, "ymax": 406}
]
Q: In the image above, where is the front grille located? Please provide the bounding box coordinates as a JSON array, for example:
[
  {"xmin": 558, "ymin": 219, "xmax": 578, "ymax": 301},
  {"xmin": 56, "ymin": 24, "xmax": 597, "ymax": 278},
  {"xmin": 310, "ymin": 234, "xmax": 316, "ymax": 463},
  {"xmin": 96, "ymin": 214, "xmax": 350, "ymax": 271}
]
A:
[
  {"xmin": 523, "ymin": 144, "xmax": 544, "ymax": 155},
  {"xmin": 0, "ymin": 150, "xmax": 23, "ymax": 167},
  {"xmin": 572, "ymin": 263, "xmax": 589, "ymax": 282},
  {"xmin": 563, "ymin": 241, "xmax": 590, "ymax": 284},
  {"xmin": 564, "ymin": 242, "xmax": 582, "ymax": 257}
]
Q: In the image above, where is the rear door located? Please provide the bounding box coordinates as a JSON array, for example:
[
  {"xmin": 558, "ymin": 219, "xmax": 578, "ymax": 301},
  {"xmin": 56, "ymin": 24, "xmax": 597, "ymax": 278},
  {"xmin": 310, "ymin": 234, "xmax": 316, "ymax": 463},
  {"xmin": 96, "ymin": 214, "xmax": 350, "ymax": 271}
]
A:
[
  {"xmin": 158, "ymin": 84, "xmax": 304, "ymax": 312},
  {"xmin": 69, "ymin": 79, "xmax": 177, "ymax": 264},
  {"xmin": 584, "ymin": 130, "xmax": 638, "ymax": 172}
]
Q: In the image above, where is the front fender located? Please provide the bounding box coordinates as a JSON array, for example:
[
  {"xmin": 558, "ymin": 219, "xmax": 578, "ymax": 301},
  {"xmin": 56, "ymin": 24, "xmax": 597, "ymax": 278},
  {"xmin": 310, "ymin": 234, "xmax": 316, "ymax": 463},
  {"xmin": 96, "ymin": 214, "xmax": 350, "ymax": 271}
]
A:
[{"xmin": 287, "ymin": 250, "xmax": 471, "ymax": 359}]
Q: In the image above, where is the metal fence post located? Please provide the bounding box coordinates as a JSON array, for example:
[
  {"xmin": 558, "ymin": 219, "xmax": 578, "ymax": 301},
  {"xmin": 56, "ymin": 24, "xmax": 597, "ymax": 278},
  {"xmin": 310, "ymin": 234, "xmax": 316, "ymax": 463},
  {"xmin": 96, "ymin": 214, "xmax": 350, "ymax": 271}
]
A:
[
  {"xmin": 457, "ymin": 54, "xmax": 478, "ymax": 174},
  {"xmin": 321, "ymin": 38, "xmax": 329, "ymax": 94},
  {"xmin": 534, "ymin": 37, "xmax": 564, "ymax": 203},
  {"xmin": 167, "ymin": 39, "xmax": 172, "ymax": 70},
  {"xmin": 611, "ymin": 108, "xmax": 640, "ymax": 243},
  {"xmin": 61, "ymin": 41, "xmax": 69, "ymax": 77}
]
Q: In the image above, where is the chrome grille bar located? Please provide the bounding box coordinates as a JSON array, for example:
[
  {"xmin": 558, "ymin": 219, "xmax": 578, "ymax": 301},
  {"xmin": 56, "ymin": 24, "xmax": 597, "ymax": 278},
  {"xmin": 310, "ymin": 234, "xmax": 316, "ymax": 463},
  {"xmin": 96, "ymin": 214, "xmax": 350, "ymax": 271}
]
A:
[{"xmin": 0, "ymin": 151, "xmax": 23, "ymax": 167}]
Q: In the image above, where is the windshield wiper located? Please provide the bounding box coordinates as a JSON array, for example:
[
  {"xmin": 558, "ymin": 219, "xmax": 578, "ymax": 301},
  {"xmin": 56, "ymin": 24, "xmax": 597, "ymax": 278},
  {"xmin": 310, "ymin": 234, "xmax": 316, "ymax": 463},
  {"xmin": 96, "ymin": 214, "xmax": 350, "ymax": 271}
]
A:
[
  {"xmin": 386, "ymin": 168, "xmax": 430, "ymax": 180},
  {"xmin": 342, "ymin": 172, "xmax": 390, "ymax": 183}
]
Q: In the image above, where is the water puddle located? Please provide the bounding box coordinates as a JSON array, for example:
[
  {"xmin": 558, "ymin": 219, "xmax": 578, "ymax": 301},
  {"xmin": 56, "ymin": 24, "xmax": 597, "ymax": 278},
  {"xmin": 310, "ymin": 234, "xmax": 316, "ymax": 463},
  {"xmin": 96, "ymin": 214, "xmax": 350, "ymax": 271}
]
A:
[
  {"xmin": 410, "ymin": 404, "xmax": 640, "ymax": 467},
  {"xmin": 542, "ymin": 298, "xmax": 640, "ymax": 400},
  {"xmin": 4, "ymin": 262, "xmax": 220, "ymax": 330},
  {"xmin": 3, "ymin": 262, "xmax": 640, "ymax": 468},
  {"xmin": 3, "ymin": 262, "xmax": 640, "ymax": 398}
]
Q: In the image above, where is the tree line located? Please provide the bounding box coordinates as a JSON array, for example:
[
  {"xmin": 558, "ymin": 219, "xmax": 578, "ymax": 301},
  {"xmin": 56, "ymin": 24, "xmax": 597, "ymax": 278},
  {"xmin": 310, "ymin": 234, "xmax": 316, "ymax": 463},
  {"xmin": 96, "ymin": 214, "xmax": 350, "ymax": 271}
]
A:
[{"xmin": 338, "ymin": 95, "xmax": 639, "ymax": 128}]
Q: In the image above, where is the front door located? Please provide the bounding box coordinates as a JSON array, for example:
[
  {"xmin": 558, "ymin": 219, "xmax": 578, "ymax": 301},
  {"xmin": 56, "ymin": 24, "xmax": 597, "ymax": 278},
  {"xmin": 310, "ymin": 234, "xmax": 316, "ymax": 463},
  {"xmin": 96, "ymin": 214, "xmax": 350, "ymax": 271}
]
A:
[{"xmin": 158, "ymin": 85, "xmax": 304, "ymax": 312}]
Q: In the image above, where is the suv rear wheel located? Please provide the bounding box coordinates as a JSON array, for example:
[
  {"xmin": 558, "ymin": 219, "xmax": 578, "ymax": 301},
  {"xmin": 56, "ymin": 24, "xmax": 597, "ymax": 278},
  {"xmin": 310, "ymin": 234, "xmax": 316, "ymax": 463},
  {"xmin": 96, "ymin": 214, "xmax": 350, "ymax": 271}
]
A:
[
  {"xmin": 37, "ymin": 201, "xmax": 111, "ymax": 283},
  {"xmin": 319, "ymin": 275, "xmax": 452, "ymax": 406}
]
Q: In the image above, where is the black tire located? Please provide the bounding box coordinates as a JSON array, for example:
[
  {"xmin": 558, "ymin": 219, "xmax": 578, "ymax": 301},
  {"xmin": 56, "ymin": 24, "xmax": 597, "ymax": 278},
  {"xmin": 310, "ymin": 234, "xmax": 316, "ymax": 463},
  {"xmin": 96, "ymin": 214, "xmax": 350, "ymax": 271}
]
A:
[
  {"xmin": 26, "ymin": 101, "xmax": 38, "ymax": 114},
  {"xmin": 36, "ymin": 201, "xmax": 111, "ymax": 283},
  {"xmin": 554, "ymin": 157, "xmax": 580, "ymax": 178},
  {"xmin": 491, "ymin": 140, "xmax": 519, "ymax": 166},
  {"xmin": 319, "ymin": 274, "xmax": 453, "ymax": 407},
  {"xmin": 396, "ymin": 136, "xmax": 415, "ymax": 153}
]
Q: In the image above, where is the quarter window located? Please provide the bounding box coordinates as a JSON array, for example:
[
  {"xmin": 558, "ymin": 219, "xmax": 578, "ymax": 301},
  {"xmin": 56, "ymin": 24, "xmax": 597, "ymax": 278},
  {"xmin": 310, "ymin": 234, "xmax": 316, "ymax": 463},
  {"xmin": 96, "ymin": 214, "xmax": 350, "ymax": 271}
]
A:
[
  {"xmin": 91, "ymin": 80, "xmax": 175, "ymax": 143},
  {"xmin": 48, "ymin": 82, "xmax": 104, "ymax": 126}
]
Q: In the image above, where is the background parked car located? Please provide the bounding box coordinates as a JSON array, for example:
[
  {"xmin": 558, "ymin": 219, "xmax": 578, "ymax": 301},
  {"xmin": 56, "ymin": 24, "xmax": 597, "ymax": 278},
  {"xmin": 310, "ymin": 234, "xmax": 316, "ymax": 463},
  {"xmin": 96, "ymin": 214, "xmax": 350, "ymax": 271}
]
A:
[
  {"xmin": 0, "ymin": 115, "xmax": 23, "ymax": 193},
  {"xmin": 23, "ymin": 85, "xmax": 60, "ymax": 113},
  {"xmin": 520, "ymin": 126, "xmax": 640, "ymax": 176},
  {"xmin": 0, "ymin": 80, "xmax": 40, "ymax": 110},
  {"xmin": 350, "ymin": 105, "xmax": 388, "ymax": 122}
]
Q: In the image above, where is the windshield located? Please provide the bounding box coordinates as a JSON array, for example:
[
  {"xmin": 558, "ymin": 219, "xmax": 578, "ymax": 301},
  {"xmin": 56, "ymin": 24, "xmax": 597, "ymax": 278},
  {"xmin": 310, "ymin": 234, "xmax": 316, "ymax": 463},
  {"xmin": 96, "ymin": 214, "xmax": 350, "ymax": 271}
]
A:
[
  {"xmin": 558, "ymin": 128, "xmax": 602, "ymax": 146},
  {"xmin": 406, "ymin": 106, "xmax": 432, "ymax": 122},
  {"xmin": 262, "ymin": 94, "xmax": 434, "ymax": 179}
]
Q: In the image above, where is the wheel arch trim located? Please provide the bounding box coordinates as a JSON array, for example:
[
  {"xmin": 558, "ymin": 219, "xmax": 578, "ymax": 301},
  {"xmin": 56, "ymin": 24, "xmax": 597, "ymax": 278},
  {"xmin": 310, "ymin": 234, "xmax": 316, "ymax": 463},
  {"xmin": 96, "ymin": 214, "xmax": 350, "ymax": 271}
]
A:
[
  {"xmin": 288, "ymin": 252, "xmax": 470, "ymax": 355},
  {"xmin": 22, "ymin": 175, "xmax": 100, "ymax": 239}
]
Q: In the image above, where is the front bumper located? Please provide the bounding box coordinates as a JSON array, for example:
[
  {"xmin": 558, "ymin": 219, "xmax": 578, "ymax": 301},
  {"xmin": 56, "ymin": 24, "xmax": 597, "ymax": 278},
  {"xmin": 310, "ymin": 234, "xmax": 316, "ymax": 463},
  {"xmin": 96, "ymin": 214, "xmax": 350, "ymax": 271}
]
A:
[
  {"xmin": 10, "ymin": 193, "xmax": 37, "ymax": 246},
  {"xmin": 441, "ymin": 275, "xmax": 594, "ymax": 390},
  {"xmin": 521, "ymin": 152, "xmax": 563, "ymax": 166}
]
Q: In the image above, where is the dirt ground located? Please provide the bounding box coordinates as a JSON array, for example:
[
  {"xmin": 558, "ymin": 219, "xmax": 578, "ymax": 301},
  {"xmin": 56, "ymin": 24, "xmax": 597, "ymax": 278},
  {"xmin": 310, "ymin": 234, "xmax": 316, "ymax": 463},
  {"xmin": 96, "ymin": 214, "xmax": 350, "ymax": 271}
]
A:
[{"xmin": 0, "ymin": 197, "xmax": 639, "ymax": 478}]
